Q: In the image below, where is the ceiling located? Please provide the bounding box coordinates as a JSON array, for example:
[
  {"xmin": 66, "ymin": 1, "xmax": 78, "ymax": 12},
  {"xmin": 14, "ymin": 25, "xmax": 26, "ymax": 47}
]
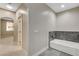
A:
[
  {"xmin": 0, "ymin": 3, "xmax": 79, "ymax": 13},
  {"xmin": 0, "ymin": 3, "xmax": 21, "ymax": 12},
  {"xmin": 47, "ymin": 3, "xmax": 79, "ymax": 13}
]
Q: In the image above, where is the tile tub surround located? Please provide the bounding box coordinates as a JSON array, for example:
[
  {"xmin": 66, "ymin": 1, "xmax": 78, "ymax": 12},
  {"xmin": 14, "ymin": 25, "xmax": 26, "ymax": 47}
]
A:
[
  {"xmin": 49, "ymin": 31, "xmax": 79, "ymax": 43},
  {"xmin": 49, "ymin": 31, "xmax": 56, "ymax": 41}
]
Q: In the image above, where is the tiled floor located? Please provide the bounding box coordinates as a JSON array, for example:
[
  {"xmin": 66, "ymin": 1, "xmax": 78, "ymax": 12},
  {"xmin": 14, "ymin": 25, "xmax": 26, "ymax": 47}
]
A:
[
  {"xmin": 39, "ymin": 48, "xmax": 72, "ymax": 56},
  {"xmin": 0, "ymin": 36, "xmax": 14, "ymax": 45}
]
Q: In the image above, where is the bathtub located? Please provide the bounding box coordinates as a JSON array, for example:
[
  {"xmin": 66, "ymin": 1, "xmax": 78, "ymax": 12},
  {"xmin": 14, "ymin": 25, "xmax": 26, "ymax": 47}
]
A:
[{"xmin": 50, "ymin": 39, "xmax": 79, "ymax": 56}]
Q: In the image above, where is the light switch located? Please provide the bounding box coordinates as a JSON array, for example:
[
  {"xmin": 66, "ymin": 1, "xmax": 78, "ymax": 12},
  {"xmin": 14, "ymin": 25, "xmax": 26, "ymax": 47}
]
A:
[{"xmin": 34, "ymin": 30, "xmax": 39, "ymax": 33}]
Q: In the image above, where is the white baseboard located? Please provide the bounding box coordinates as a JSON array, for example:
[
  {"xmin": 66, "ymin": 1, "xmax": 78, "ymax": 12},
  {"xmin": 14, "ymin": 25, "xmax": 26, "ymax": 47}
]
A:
[{"xmin": 32, "ymin": 47, "xmax": 48, "ymax": 56}]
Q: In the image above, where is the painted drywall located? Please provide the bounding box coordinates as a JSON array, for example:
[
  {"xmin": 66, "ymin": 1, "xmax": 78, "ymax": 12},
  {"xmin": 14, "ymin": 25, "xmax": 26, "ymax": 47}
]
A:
[
  {"xmin": 1, "ymin": 20, "xmax": 14, "ymax": 38},
  {"xmin": 15, "ymin": 4, "xmax": 29, "ymax": 55},
  {"xmin": 56, "ymin": 7, "xmax": 79, "ymax": 31},
  {"xmin": 0, "ymin": 8, "xmax": 15, "ymax": 19},
  {"xmin": 0, "ymin": 8, "xmax": 15, "ymax": 40},
  {"xmin": 27, "ymin": 3, "xmax": 56, "ymax": 55}
]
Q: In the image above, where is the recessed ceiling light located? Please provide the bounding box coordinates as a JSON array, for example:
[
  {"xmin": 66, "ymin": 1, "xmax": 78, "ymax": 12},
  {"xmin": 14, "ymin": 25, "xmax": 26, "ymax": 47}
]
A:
[
  {"xmin": 6, "ymin": 4, "xmax": 13, "ymax": 9},
  {"xmin": 61, "ymin": 5, "xmax": 65, "ymax": 8}
]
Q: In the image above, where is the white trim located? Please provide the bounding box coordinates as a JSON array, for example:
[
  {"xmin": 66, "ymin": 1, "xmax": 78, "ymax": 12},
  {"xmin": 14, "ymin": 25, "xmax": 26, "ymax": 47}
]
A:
[{"xmin": 32, "ymin": 47, "xmax": 48, "ymax": 56}]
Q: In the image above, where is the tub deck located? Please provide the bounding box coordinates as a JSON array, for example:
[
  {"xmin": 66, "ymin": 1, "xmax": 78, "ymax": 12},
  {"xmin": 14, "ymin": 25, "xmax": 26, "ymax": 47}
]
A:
[{"xmin": 50, "ymin": 39, "xmax": 79, "ymax": 56}]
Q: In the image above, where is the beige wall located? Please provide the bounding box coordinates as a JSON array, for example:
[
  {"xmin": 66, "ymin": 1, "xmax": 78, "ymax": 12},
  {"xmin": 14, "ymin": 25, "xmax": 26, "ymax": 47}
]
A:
[
  {"xmin": 27, "ymin": 3, "xmax": 56, "ymax": 55},
  {"xmin": 15, "ymin": 4, "xmax": 29, "ymax": 55},
  {"xmin": 0, "ymin": 8, "xmax": 15, "ymax": 19},
  {"xmin": 1, "ymin": 20, "xmax": 14, "ymax": 38},
  {"xmin": 0, "ymin": 8, "xmax": 15, "ymax": 40},
  {"xmin": 56, "ymin": 7, "xmax": 79, "ymax": 31}
]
